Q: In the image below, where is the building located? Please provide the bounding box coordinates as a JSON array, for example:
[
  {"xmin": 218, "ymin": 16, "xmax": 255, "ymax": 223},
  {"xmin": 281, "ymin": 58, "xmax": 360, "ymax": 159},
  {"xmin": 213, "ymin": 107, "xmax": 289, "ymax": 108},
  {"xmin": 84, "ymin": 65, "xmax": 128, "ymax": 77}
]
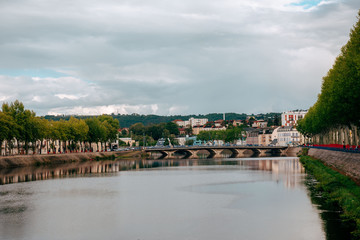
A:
[
  {"xmin": 246, "ymin": 129, "xmax": 260, "ymax": 146},
  {"xmin": 119, "ymin": 138, "xmax": 136, "ymax": 147},
  {"xmin": 281, "ymin": 111, "xmax": 307, "ymax": 127},
  {"xmin": 258, "ymin": 128, "xmax": 273, "ymax": 146},
  {"xmin": 192, "ymin": 126, "xmax": 226, "ymax": 135},
  {"xmin": 189, "ymin": 117, "xmax": 208, "ymax": 127},
  {"xmin": 252, "ymin": 120, "xmax": 268, "ymax": 128},
  {"xmin": 214, "ymin": 120, "xmax": 224, "ymax": 127},
  {"xmin": 232, "ymin": 120, "xmax": 243, "ymax": 127},
  {"xmin": 173, "ymin": 117, "xmax": 208, "ymax": 128},
  {"xmin": 173, "ymin": 119, "xmax": 186, "ymax": 128},
  {"xmin": 277, "ymin": 126, "xmax": 304, "ymax": 146}
]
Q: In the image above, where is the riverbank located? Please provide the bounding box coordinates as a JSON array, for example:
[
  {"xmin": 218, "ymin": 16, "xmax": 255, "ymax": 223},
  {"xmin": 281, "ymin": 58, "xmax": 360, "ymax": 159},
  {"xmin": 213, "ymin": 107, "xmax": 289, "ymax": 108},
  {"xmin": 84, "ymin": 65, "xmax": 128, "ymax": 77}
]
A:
[
  {"xmin": 0, "ymin": 151, "xmax": 142, "ymax": 169},
  {"xmin": 308, "ymin": 148, "xmax": 360, "ymax": 183},
  {"xmin": 300, "ymin": 149, "xmax": 360, "ymax": 238}
]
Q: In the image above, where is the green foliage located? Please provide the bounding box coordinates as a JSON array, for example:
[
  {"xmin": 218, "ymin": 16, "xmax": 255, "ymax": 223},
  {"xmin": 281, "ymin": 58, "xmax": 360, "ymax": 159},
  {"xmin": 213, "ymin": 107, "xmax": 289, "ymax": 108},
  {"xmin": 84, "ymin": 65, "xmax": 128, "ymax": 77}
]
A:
[
  {"xmin": 197, "ymin": 126, "xmax": 244, "ymax": 143},
  {"xmin": 0, "ymin": 111, "xmax": 18, "ymax": 155},
  {"xmin": 298, "ymin": 12, "xmax": 360, "ymax": 136},
  {"xmin": 44, "ymin": 112, "xmax": 281, "ymax": 128},
  {"xmin": 165, "ymin": 122, "xmax": 180, "ymax": 135},
  {"xmin": 129, "ymin": 122, "xmax": 145, "ymax": 136},
  {"xmin": 300, "ymin": 155, "xmax": 360, "ymax": 238}
]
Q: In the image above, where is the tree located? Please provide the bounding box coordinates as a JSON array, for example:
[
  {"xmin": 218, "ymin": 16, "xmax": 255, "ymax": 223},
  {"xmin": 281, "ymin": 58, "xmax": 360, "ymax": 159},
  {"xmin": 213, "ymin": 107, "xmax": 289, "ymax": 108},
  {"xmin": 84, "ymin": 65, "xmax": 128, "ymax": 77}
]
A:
[
  {"xmin": 0, "ymin": 111, "xmax": 17, "ymax": 155},
  {"xmin": 86, "ymin": 117, "xmax": 106, "ymax": 151},
  {"xmin": 165, "ymin": 122, "xmax": 180, "ymax": 135},
  {"xmin": 68, "ymin": 117, "xmax": 89, "ymax": 151},
  {"xmin": 98, "ymin": 115, "xmax": 119, "ymax": 150},
  {"xmin": 146, "ymin": 123, "xmax": 165, "ymax": 140},
  {"xmin": 130, "ymin": 122, "xmax": 145, "ymax": 136},
  {"xmin": 299, "ymin": 11, "xmax": 360, "ymax": 138}
]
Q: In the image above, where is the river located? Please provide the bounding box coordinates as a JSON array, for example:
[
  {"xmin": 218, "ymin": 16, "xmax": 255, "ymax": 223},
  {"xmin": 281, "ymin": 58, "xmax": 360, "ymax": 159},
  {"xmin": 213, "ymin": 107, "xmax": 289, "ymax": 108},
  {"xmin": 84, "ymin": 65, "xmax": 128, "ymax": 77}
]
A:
[{"xmin": 0, "ymin": 157, "xmax": 344, "ymax": 239}]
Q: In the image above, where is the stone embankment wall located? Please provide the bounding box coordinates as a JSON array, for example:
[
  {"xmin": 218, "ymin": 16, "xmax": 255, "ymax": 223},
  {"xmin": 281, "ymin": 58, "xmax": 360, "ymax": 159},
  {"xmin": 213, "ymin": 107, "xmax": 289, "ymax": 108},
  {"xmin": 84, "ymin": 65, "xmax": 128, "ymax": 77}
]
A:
[
  {"xmin": 0, "ymin": 151, "xmax": 142, "ymax": 169},
  {"xmin": 308, "ymin": 148, "xmax": 360, "ymax": 182}
]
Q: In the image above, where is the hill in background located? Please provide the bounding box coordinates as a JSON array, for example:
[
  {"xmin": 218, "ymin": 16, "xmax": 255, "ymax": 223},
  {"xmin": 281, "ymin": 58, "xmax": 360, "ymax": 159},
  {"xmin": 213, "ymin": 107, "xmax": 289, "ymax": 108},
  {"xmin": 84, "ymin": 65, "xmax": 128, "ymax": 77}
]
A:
[{"xmin": 44, "ymin": 112, "xmax": 281, "ymax": 128}]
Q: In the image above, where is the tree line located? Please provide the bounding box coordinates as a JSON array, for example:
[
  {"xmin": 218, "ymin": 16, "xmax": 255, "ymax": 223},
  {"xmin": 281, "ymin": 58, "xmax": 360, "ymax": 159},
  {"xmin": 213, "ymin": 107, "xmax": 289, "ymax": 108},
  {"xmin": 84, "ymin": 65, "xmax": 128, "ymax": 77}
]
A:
[
  {"xmin": 121, "ymin": 121, "xmax": 186, "ymax": 146},
  {"xmin": 0, "ymin": 100, "xmax": 119, "ymax": 155},
  {"xmin": 297, "ymin": 11, "xmax": 360, "ymax": 138},
  {"xmin": 196, "ymin": 125, "xmax": 245, "ymax": 143},
  {"xmin": 45, "ymin": 112, "xmax": 281, "ymax": 128}
]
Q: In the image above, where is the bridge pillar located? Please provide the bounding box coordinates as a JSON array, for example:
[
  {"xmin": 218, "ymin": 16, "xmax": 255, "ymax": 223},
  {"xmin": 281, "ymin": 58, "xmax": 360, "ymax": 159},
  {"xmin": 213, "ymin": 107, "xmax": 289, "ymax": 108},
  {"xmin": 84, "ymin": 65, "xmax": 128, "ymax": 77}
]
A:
[
  {"xmin": 187, "ymin": 150, "xmax": 199, "ymax": 159},
  {"xmin": 165, "ymin": 150, "xmax": 176, "ymax": 159},
  {"xmin": 212, "ymin": 149, "xmax": 223, "ymax": 158},
  {"xmin": 280, "ymin": 149, "xmax": 288, "ymax": 156},
  {"xmin": 232, "ymin": 149, "xmax": 246, "ymax": 158},
  {"xmin": 256, "ymin": 149, "xmax": 268, "ymax": 157}
]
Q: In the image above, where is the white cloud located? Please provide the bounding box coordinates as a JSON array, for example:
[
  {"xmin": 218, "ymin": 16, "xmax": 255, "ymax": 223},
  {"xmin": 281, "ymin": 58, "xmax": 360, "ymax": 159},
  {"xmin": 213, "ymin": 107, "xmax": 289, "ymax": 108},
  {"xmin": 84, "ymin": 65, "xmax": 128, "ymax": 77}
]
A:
[
  {"xmin": 55, "ymin": 94, "xmax": 87, "ymax": 100},
  {"xmin": 48, "ymin": 104, "xmax": 161, "ymax": 116},
  {"xmin": 0, "ymin": 0, "xmax": 359, "ymax": 115}
]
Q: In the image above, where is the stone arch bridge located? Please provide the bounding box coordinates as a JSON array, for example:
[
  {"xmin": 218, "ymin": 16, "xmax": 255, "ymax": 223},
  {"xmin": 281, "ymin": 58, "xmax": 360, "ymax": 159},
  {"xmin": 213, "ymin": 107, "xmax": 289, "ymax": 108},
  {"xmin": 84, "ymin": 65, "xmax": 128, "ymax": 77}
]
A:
[{"xmin": 145, "ymin": 146, "xmax": 289, "ymax": 159}]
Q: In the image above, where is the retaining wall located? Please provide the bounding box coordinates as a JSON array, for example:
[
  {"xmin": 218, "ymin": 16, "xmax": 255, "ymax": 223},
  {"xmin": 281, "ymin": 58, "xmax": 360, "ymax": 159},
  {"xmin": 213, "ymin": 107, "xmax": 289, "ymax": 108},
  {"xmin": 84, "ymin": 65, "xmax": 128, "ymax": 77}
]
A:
[
  {"xmin": 0, "ymin": 151, "xmax": 141, "ymax": 169},
  {"xmin": 308, "ymin": 148, "xmax": 360, "ymax": 182}
]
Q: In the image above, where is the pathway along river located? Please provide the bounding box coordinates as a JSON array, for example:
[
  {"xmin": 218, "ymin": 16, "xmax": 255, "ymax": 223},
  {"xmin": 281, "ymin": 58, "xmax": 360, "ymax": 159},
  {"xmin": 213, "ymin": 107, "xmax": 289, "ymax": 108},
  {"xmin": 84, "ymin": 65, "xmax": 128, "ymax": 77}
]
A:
[{"xmin": 0, "ymin": 157, "xmax": 349, "ymax": 240}]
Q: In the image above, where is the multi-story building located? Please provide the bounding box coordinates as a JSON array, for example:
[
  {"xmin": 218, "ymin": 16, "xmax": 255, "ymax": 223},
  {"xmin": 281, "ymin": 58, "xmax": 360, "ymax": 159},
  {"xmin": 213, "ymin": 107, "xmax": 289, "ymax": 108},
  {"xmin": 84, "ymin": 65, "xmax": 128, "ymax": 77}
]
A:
[
  {"xmin": 173, "ymin": 117, "xmax": 208, "ymax": 128},
  {"xmin": 188, "ymin": 117, "xmax": 208, "ymax": 127},
  {"xmin": 173, "ymin": 119, "xmax": 186, "ymax": 128},
  {"xmin": 258, "ymin": 128, "xmax": 273, "ymax": 146},
  {"xmin": 246, "ymin": 128, "xmax": 273, "ymax": 146},
  {"xmin": 252, "ymin": 120, "xmax": 268, "ymax": 128},
  {"xmin": 277, "ymin": 126, "xmax": 304, "ymax": 146},
  {"xmin": 246, "ymin": 129, "xmax": 260, "ymax": 145},
  {"xmin": 281, "ymin": 111, "xmax": 307, "ymax": 127},
  {"xmin": 192, "ymin": 126, "xmax": 226, "ymax": 135}
]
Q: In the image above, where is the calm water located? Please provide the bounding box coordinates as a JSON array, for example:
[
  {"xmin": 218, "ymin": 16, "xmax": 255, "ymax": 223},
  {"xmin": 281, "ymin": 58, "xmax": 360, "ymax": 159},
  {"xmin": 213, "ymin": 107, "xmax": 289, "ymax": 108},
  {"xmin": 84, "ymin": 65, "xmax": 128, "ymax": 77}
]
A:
[{"xmin": 0, "ymin": 158, "xmax": 327, "ymax": 240}]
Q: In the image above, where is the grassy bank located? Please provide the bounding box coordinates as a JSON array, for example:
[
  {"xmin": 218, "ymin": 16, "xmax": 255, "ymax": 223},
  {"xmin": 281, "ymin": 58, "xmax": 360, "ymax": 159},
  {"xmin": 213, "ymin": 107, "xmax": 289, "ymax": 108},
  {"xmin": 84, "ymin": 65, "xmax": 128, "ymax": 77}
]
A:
[{"xmin": 300, "ymin": 152, "xmax": 360, "ymax": 238}]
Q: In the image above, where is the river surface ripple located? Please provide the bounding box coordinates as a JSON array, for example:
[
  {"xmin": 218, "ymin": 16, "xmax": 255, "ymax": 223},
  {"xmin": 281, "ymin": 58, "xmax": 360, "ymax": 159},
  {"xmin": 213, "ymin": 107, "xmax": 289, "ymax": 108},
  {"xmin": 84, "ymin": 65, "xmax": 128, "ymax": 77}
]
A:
[{"xmin": 0, "ymin": 157, "xmax": 326, "ymax": 240}]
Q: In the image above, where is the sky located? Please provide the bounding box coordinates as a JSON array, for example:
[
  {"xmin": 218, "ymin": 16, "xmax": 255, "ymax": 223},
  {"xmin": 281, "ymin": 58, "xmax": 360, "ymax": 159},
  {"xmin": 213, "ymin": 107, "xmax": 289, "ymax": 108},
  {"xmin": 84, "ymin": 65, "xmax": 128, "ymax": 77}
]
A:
[{"xmin": 0, "ymin": 0, "xmax": 359, "ymax": 116}]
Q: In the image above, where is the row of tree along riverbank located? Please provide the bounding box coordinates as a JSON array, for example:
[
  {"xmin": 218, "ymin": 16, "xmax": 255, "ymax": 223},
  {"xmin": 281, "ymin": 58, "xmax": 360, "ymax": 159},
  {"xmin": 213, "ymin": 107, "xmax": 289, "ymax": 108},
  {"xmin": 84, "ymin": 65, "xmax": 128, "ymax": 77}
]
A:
[
  {"xmin": 301, "ymin": 148, "xmax": 360, "ymax": 238},
  {"xmin": 0, "ymin": 150, "xmax": 142, "ymax": 169},
  {"xmin": 297, "ymin": 12, "xmax": 360, "ymax": 146}
]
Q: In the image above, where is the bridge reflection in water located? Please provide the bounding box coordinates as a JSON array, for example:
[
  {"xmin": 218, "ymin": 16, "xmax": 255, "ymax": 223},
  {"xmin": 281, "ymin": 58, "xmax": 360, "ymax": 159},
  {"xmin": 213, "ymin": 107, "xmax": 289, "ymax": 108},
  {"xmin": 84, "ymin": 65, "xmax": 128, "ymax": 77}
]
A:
[{"xmin": 0, "ymin": 157, "xmax": 304, "ymax": 189}]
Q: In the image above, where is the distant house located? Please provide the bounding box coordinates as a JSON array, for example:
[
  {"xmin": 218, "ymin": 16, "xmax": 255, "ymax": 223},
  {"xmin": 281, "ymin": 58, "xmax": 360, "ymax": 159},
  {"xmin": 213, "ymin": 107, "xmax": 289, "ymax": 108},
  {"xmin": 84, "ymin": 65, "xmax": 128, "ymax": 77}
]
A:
[
  {"xmin": 245, "ymin": 128, "xmax": 273, "ymax": 146},
  {"xmin": 119, "ymin": 137, "xmax": 136, "ymax": 147},
  {"xmin": 232, "ymin": 120, "xmax": 243, "ymax": 127},
  {"xmin": 173, "ymin": 119, "xmax": 186, "ymax": 128},
  {"xmin": 252, "ymin": 120, "xmax": 268, "ymax": 128},
  {"xmin": 246, "ymin": 128, "xmax": 259, "ymax": 145},
  {"xmin": 178, "ymin": 128, "xmax": 186, "ymax": 136},
  {"xmin": 173, "ymin": 117, "xmax": 208, "ymax": 128},
  {"xmin": 192, "ymin": 125, "xmax": 226, "ymax": 135},
  {"xmin": 281, "ymin": 111, "xmax": 307, "ymax": 127},
  {"xmin": 277, "ymin": 126, "xmax": 303, "ymax": 146},
  {"xmin": 214, "ymin": 120, "xmax": 224, "ymax": 127},
  {"xmin": 258, "ymin": 128, "xmax": 273, "ymax": 146}
]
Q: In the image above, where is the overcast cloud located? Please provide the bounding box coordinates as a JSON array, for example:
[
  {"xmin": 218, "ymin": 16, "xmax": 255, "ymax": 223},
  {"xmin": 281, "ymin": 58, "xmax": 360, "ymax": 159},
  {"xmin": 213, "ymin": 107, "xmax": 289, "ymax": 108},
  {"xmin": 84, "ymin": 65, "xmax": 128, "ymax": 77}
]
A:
[{"xmin": 0, "ymin": 0, "xmax": 359, "ymax": 116}]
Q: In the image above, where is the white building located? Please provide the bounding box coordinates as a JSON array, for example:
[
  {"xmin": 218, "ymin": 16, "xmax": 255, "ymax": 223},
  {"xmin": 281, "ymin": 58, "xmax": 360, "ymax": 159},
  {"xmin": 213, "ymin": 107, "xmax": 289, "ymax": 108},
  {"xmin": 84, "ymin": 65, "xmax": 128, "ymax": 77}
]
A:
[
  {"xmin": 173, "ymin": 117, "xmax": 208, "ymax": 128},
  {"xmin": 277, "ymin": 126, "xmax": 304, "ymax": 146},
  {"xmin": 189, "ymin": 117, "xmax": 208, "ymax": 127},
  {"xmin": 281, "ymin": 111, "xmax": 307, "ymax": 127}
]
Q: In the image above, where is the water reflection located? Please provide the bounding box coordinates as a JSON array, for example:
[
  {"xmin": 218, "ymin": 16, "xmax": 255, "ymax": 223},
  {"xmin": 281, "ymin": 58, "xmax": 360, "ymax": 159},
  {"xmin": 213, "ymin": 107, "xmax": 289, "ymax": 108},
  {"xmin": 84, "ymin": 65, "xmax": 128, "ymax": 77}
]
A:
[
  {"xmin": 0, "ymin": 157, "xmax": 327, "ymax": 240},
  {"xmin": 0, "ymin": 158, "xmax": 304, "ymax": 187}
]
